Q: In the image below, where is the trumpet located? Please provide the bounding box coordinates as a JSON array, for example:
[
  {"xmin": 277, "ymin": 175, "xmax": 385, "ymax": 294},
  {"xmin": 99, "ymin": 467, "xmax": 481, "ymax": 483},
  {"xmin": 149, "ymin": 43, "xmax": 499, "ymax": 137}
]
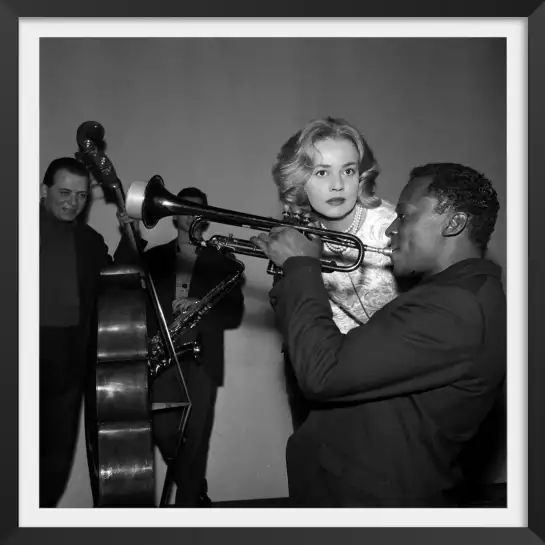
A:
[{"xmin": 125, "ymin": 175, "xmax": 392, "ymax": 275}]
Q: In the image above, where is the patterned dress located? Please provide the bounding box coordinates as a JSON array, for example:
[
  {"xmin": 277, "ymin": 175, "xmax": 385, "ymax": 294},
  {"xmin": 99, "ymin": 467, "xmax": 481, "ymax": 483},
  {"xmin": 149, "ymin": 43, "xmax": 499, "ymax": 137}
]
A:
[{"xmin": 321, "ymin": 200, "xmax": 399, "ymax": 334}]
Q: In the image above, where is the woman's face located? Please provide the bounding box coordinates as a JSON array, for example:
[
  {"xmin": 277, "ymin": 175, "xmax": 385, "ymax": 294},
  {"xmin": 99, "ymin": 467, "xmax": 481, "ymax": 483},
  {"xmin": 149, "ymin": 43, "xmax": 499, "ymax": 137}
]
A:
[{"xmin": 304, "ymin": 138, "xmax": 362, "ymax": 221}]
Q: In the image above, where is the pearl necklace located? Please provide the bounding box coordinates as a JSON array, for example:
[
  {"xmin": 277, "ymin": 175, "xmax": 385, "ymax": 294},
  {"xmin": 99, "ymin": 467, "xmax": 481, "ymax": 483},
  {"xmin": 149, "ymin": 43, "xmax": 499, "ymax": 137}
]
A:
[{"xmin": 321, "ymin": 204, "xmax": 363, "ymax": 255}]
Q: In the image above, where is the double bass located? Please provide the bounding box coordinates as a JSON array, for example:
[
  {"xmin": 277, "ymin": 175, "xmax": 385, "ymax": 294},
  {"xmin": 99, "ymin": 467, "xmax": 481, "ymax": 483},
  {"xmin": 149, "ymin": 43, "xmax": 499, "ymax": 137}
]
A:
[{"xmin": 75, "ymin": 122, "xmax": 195, "ymax": 507}]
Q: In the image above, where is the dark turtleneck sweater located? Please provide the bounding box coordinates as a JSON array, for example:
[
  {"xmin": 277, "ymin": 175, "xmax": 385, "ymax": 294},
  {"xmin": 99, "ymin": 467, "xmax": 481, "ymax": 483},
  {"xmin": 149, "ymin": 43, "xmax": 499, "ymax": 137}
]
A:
[{"xmin": 40, "ymin": 203, "xmax": 80, "ymax": 327}]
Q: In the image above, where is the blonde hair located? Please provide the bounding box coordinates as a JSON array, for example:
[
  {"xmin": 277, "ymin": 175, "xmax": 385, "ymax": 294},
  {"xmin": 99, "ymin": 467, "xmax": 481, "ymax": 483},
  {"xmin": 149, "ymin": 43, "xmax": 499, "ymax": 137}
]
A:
[{"xmin": 272, "ymin": 116, "xmax": 382, "ymax": 214}]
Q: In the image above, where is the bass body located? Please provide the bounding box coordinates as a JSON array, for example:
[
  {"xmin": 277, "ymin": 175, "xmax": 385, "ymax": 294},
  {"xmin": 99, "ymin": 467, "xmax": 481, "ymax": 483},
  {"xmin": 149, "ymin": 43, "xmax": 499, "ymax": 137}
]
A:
[{"xmin": 86, "ymin": 265, "xmax": 155, "ymax": 507}]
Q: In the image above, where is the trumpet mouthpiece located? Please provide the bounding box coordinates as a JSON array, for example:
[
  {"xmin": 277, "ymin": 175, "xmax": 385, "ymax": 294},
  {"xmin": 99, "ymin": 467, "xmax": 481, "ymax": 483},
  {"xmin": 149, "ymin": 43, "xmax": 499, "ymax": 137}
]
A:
[{"xmin": 363, "ymin": 244, "xmax": 393, "ymax": 257}]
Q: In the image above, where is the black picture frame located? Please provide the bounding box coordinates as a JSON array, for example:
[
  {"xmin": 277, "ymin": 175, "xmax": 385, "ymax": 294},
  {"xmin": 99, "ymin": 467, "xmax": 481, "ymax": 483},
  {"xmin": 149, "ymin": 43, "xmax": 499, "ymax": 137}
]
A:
[{"xmin": 2, "ymin": 2, "xmax": 542, "ymax": 545}]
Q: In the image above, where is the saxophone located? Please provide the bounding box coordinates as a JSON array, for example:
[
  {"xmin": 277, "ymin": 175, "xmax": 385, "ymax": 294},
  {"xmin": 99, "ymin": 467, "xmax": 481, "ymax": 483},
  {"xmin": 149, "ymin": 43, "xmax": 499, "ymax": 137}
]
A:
[{"xmin": 148, "ymin": 250, "xmax": 245, "ymax": 378}]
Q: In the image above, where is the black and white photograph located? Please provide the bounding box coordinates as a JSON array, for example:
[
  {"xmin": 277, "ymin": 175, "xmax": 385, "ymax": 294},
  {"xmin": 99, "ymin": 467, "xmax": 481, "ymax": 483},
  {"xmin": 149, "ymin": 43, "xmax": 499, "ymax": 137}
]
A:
[{"xmin": 13, "ymin": 16, "xmax": 532, "ymax": 537}]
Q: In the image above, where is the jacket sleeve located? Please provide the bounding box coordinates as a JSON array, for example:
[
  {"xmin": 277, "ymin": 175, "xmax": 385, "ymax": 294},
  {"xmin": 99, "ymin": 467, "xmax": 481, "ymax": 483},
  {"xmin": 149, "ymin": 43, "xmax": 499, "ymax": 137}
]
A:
[
  {"xmin": 100, "ymin": 238, "xmax": 113, "ymax": 269},
  {"xmin": 270, "ymin": 256, "xmax": 482, "ymax": 403},
  {"xmin": 201, "ymin": 281, "xmax": 245, "ymax": 331},
  {"xmin": 113, "ymin": 231, "xmax": 148, "ymax": 266},
  {"xmin": 89, "ymin": 228, "xmax": 113, "ymax": 270}
]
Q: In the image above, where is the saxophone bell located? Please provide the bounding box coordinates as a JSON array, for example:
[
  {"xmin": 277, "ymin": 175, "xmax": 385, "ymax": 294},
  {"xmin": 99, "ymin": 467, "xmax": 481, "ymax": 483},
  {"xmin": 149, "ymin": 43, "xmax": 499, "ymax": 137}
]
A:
[{"xmin": 148, "ymin": 341, "xmax": 202, "ymax": 379}]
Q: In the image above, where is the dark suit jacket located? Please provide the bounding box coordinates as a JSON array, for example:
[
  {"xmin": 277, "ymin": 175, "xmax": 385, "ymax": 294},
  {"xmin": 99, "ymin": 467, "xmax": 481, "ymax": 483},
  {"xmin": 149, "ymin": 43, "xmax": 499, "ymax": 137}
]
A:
[
  {"xmin": 114, "ymin": 236, "xmax": 245, "ymax": 387},
  {"xmin": 270, "ymin": 257, "xmax": 506, "ymax": 506},
  {"xmin": 74, "ymin": 223, "xmax": 113, "ymax": 341},
  {"xmin": 39, "ymin": 205, "xmax": 112, "ymax": 382}
]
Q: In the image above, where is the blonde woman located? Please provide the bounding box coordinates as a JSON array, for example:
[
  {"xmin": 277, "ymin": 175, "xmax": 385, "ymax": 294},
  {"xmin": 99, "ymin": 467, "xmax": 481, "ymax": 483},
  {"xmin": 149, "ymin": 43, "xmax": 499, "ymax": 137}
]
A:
[
  {"xmin": 272, "ymin": 116, "xmax": 399, "ymax": 332},
  {"xmin": 272, "ymin": 117, "xmax": 400, "ymax": 427}
]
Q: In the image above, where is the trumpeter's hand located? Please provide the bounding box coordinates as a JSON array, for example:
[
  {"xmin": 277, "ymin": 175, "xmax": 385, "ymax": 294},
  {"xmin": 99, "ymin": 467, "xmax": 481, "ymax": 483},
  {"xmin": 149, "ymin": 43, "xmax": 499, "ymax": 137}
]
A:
[{"xmin": 250, "ymin": 226, "xmax": 322, "ymax": 268}]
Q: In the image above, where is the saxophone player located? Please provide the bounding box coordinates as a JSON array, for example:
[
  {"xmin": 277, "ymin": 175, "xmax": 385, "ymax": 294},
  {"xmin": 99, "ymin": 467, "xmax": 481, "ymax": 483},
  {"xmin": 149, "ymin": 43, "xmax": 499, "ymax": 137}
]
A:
[{"xmin": 114, "ymin": 186, "xmax": 245, "ymax": 507}]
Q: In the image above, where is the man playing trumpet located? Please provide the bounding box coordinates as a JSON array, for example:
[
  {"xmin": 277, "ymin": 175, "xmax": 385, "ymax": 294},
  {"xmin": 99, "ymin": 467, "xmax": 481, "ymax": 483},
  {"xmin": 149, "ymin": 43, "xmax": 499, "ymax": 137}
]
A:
[{"xmin": 251, "ymin": 162, "xmax": 506, "ymax": 507}]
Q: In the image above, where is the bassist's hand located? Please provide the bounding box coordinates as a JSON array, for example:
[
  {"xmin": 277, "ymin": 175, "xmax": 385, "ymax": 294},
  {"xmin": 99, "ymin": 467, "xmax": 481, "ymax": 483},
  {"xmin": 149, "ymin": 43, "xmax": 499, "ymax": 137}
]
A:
[{"xmin": 117, "ymin": 210, "xmax": 140, "ymax": 232}]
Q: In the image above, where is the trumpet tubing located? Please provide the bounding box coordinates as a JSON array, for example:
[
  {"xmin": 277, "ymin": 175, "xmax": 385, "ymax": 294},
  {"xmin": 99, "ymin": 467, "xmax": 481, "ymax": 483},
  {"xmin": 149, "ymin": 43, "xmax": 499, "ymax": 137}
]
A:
[
  {"xmin": 206, "ymin": 233, "xmax": 392, "ymax": 262},
  {"xmin": 125, "ymin": 176, "xmax": 392, "ymax": 274}
]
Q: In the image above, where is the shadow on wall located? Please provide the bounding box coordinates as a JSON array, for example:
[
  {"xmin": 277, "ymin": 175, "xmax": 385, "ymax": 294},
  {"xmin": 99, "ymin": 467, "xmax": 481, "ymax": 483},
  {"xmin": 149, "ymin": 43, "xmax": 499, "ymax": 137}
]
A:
[{"xmin": 240, "ymin": 281, "xmax": 278, "ymax": 331}]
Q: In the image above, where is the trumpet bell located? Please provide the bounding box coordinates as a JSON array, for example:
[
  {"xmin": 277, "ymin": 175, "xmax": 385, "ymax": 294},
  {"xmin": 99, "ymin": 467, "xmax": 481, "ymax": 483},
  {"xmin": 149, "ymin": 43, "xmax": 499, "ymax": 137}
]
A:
[
  {"xmin": 125, "ymin": 175, "xmax": 174, "ymax": 229},
  {"xmin": 125, "ymin": 180, "xmax": 148, "ymax": 223}
]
